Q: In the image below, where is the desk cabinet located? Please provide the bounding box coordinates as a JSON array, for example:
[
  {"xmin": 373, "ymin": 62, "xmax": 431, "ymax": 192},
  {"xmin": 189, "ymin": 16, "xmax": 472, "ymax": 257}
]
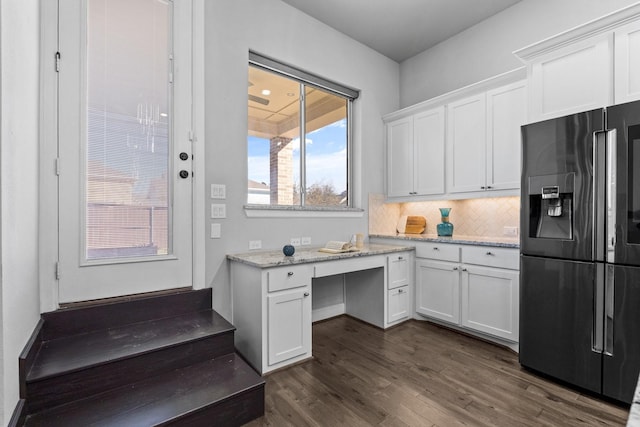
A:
[{"xmin": 387, "ymin": 253, "xmax": 411, "ymax": 324}]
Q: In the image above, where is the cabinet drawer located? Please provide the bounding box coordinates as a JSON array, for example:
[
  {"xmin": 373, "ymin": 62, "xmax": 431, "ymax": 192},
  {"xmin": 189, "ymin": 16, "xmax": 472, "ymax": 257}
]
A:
[
  {"xmin": 388, "ymin": 253, "xmax": 410, "ymax": 290},
  {"xmin": 461, "ymin": 246, "xmax": 519, "ymax": 270},
  {"xmin": 267, "ymin": 265, "xmax": 312, "ymax": 292},
  {"xmin": 415, "ymin": 242, "xmax": 460, "ymax": 262}
]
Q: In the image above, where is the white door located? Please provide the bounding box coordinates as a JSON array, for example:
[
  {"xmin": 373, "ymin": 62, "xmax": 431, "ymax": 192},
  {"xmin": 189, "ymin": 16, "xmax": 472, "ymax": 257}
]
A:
[{"xmin": 57, "ymin": 0, "xmax": 193, "ymax": 303}]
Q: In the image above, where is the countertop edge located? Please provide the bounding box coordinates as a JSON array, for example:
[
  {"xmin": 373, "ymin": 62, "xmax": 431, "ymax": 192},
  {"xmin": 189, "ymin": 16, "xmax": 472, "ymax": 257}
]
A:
[
  {"xmin": 370, "ymin": 234, "xmax": 520, "ymax": 249},
  {"xmin": 227, "ymin": 244, "xmax": 415, "ymax": 269}
]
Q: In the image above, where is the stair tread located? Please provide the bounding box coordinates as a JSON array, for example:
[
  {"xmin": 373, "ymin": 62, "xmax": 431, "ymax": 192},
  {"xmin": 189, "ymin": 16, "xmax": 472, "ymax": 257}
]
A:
[
  {"xmin": 24, "ymin": 353, "xmax": 265, "ymax": 427},
  {"xmin": 28, "ymin": 309, "xmax": 235, "ymax": 382}
]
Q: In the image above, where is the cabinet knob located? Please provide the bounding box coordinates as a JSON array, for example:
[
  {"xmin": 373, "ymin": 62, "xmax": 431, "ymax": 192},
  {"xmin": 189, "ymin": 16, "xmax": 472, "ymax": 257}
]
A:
[
  {"xmin": 462, "ymin": 268, "xmax": 468, "ymax": 272},
  {"xmin": 480, "ymin": 186, "xmax": 486, "ymax": 189},
  {"xmin": 287, "ymin": 271, "xmax": 294, "ymax": 276},
  {"xmin": 398, "ymin": 256, "xmax": 404, "ymax": 260},
  {"xmin": 303, "ymin": 292, "xmax": 310, "ymax": 297},
  {"xmin": 486, "ymin": 251, "xmax": 494, "ymax": 256},
  {"xmin": 453, "ymin": 267, "xmax": 458, "ymax": 271},
  {"xmin": 398, "ymin": 289, "xmax": 404, "ymax": 293},
  {"xmin": 433, "ymin": 247, "xmax": 439, "ymax": 251},
  {"xmin": 487, "ymin": 186, "xmax": 494, "ymax": 189}
]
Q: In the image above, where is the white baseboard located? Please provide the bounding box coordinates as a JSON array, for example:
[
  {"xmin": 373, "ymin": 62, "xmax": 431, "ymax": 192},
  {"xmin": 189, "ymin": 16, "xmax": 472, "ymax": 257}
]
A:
[{"xmin": 312, "ymin": 303, "xmax": 345, "ymax": 323}]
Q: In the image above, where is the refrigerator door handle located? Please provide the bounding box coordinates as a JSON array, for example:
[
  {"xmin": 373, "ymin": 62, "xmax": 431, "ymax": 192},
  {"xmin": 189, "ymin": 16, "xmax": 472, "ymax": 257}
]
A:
[
  {"xmin": 605, "ymin": 129, "xmax": 617, "ymax": 264},
  {"xmin": 604, "ymin": 264, "xmax": 615, "ymax": 357},
  {"xmin": 594, "ymin": 131, "xmax": 607, "ymax": 262},
  {"xmin": 593, "ymin": 263, "xmax": 604, "ymax": 353}
]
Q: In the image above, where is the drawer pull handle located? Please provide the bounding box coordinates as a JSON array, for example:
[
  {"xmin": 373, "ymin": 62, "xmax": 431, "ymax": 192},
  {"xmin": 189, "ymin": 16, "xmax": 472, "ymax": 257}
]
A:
[
  {"xmin": 486, "ymin": 252, "xmax": 494, "ymax": 256},
  {"xmin": 398, "ymin": 289, "xmax": 404, "ymax": 293},
  {"xmin": 398, "ymin": 256, "xmax": 404, "ymax": 260},
  {"xmin": 453, "ymin": 267, "xmax": 458, "ymax": 271},
  {"xmin": 303, "ymin": 292, "xmax": 310, "ymax": 297},
  {"xmin": 433, "ymin": 247, "xmax": 439, "ymax": 251},
  {"xmin": 462, "ymin": 268, "xmax": 468, "ymax": 272},
  {"xmin": 287, "ymin": 271, "xmax": 294, "ymax": 276}
]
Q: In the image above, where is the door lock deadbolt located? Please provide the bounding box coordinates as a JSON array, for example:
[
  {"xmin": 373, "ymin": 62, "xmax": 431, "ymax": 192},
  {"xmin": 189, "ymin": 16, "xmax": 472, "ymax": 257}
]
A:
[
  {"xmin": 179, "ymin": 152, "xmax": 189, "ymax": 161},
  {"xmin": 179, "ymin": 170, "xmax": 190, "ymax": 179}
]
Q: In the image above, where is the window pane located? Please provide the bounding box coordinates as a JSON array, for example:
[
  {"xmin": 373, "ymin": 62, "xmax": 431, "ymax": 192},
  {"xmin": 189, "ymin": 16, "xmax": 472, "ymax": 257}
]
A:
[
  {"xmin": 247, "ymin": 66, "xmax": 300, "ymax": 205},
  {"xmin": 86, "ymin": 0, "xmax": 170, "ymax": 259},
  {"xmin": 304, "ymin": 86, "xmax": 348, "ymax": 206}
]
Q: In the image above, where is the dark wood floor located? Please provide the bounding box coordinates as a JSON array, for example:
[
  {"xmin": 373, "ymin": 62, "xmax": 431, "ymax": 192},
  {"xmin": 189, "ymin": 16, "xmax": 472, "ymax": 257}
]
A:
[{"xmin": 244, "ymin": 316, "xmax": 629, "ymax": 427}]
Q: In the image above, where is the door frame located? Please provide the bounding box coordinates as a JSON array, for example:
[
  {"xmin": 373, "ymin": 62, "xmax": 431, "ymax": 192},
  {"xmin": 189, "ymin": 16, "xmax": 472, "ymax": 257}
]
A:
[{"xmin": 39, "ymin": 0, "xmax": 206, "ymax": 312}]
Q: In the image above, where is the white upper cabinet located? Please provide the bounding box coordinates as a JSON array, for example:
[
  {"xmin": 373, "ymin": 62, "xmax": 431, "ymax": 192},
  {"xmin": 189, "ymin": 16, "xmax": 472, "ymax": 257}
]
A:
[
  {"xmin": 486, "ymin": 81, "xmax": 527, "ymax": 191},
  {"xmin": 447, "ymin": 93, "xmax": 487, "ymax": 193},
  {"xmin": 386, "ymin": 106, "xmax": 445, "ymax": 198},
  {"xmin": 514, "ymin": 3, "xmax": 640, "ymax": 121},
  {"xmin": 615, "ymin": 19, "xmax": 640, "ymax": 104},
  {"xmin": 447, "ymin": 81, "xmax": 526, "ymax": 194},
  {"xmin": 527, "ymin": 33, "xmax": 613, "ymax": 121}
]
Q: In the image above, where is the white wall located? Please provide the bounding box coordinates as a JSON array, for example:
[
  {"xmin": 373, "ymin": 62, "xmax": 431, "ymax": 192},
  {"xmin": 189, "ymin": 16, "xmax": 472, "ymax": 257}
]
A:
[
  {"xmin": 0, "ymin": 0, "xmax": 42, "ymax": 423},
  {"xmin": 204, "ymin": 0, "xmax": 399, "ymax": 319},
  {"xmin": 400, "ymin": 0, "xmax": 640, "ymax": 107}
]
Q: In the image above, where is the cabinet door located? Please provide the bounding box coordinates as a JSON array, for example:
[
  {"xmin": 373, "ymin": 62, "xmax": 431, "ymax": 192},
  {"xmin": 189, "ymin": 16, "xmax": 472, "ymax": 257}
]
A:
[
  {"xmin": 267, "ymin": 287, "xmax": 311, "ymax": 366},
  {"xmin": 388, "ymin": 286, "xmax": 410, "ymax": 324},
  {"xmin": 486, "ymin": 81, "xmax": 526, "ymax": 191},
  {"xmin": 447, "ymin": 93, "xmax": 487, "ymax": 193},
  {"xmin": 387, "ymin": 116, "xmax": 414, "ymax": 197},
  {"xmin": 461, "ymin": 265, "xmax": 519, "ymax": 342},
  {"xmin": 529, "ymin": 33, "xmax": 613, "ymax": 121},
  {"xmin": 413, "ymin": 107, "xmax": 445, "ymax": 195},
  {"xmin": 415, "ymin": 259, "xmax": 460, "ymax": 324},
  {"xmin": 614, "ymin": 20, "xmax": 640, "ymax": 104},
  {"xmin": 388, "ymin": 253, "xmax": 409, "ymax": 289}
]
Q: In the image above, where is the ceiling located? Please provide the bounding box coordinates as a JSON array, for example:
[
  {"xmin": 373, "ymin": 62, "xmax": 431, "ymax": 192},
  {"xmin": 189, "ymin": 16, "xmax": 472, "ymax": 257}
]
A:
[{"xmin": 280, "ymin": 0, "xmax": 522, "ymax": 62}]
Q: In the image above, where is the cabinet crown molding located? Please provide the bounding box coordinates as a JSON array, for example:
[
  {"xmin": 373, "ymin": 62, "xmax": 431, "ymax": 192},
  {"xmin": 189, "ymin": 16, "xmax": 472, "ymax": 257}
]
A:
[
  {"xmin": 514, "ymin": 2, "xmax": 640, "ymax": 62},
  {"xmin": 383, "ymin": 68, "xmax": 525, "ymax": 122}
]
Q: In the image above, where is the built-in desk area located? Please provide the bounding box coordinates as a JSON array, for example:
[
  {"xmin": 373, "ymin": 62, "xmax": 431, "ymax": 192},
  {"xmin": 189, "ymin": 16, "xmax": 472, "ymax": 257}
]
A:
[{"xmin": 227, "ymin": 244, "xmax": 414, "ymax": 374}]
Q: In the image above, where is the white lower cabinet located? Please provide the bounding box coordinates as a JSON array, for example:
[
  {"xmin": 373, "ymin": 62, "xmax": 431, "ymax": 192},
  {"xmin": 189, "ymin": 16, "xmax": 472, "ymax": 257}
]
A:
[
  {"xmin": 416, "ymin": 259, "xmax": 460, "ymax": 324},
  {"xmin": 414, "ymin": 242, "xmax": 519, "ymax": 343},
  {"xmin": 387, "ymin": 286, "xmax": 410, "ymax": 323},
  {"xmin": 267, "ymin": 286, "xmax": 311, "ymax": 365},
  {"xmin": 461, "ymin": 265, "xmax": 519, "ymax": 342}
]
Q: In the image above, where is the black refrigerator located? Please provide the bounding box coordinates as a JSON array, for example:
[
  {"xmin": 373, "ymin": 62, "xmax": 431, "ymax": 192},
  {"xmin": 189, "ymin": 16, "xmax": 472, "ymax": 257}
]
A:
[{"xmin": 520, "ymin": 100, "xmax": 640, "ymax": 404}]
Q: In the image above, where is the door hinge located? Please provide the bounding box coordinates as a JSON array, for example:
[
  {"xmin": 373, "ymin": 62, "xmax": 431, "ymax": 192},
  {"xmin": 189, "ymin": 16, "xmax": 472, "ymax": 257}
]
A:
[
  {"xmin": 55, "ymin": 52, "xmax": 61, "ymax": 72},
  {"xmin": 55, "ymin": 158, "xmax": 60, "ymax": 176},
  {"xmin": 55, "ymin": 262, "xmax": 61, "ymax": 280}
]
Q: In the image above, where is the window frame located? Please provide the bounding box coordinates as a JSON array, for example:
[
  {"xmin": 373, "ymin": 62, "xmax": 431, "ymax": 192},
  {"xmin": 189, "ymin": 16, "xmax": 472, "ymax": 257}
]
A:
[{"xmin": 246, "ymin": 52, "xmax": 360, "ymax": 213}]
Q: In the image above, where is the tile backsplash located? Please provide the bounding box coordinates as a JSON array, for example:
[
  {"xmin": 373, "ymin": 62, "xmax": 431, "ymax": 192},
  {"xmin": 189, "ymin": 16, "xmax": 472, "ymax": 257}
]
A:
[{"xmin": 369, "ymin": 194, "xmax": 520, "ymax": 238}]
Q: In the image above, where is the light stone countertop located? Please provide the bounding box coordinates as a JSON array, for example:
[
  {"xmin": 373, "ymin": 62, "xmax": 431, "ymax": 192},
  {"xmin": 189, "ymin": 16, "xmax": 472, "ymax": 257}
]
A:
[
  {"xmin": 370, "ymin": 233, "xmax": 520, "ymax": 249},
  {"xmin": 227, "ymin": 243, "xmax": 414, "ymax": 269}
]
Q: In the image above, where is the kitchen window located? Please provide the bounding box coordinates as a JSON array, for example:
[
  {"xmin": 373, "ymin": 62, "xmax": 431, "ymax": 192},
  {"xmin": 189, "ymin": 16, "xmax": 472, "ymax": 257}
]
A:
[{"xmin": 247, "ymin": 52, "xmax": 358, "ymax": 209}]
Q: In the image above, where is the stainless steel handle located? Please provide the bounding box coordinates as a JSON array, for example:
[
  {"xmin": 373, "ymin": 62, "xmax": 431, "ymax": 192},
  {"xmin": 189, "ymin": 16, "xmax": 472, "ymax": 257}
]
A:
[
  {"xmin": 453, "ymin": 267, "xmax": 458, "ymax": 271},
  {"xmin": 480, "ymin": 186, "xmax": 486, "ymax": 189},
  {"xmin": 398, "ymin": 256, "xmax": 404, "ymax": 260},
  {"xmin": 594, "ymin": 131, "xmax": 607, "ymax": 262},
  {"xmin": 606, "ymin": 129, "xmax": 617, "ymax": 263},
  {"xmin": 486, "ymin": 186, "xmax": 493, "ymax": 189},
  {"xmin": 433, "ymin": 247, "xmax": 439, "ymax": 251},
  {"xmin": 462, "ymin": 268, "xmax": 467, "ymax": 272},
  {"xmin": 398, "ymin": 289, "xmax": 404, "ymax": 294},
  {"xmin": 604, "ymin": 265, "xmax": 615, "ymax": 356},
  {"xmin": 287, "ymin": 271, "xmax": 294, "ymax": 277},
  {"xmin": 485, "ymin": 251, "xmax": 494, "ymax": 256},
  {"xmin": 304, "ymin": 292, "xmax": 310, "ymax": 297},
  {"xmin": 593, "ymin": 263, "xmax": 604, "ymax": 353}
]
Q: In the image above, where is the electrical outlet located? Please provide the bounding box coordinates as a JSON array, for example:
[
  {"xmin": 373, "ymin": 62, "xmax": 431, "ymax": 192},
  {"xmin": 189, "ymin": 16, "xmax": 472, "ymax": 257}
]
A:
[
  {"xmin": 503, "ymin": 226, "xmax": 519, "ymax": 237},
  {"xmin": 301, "ymin": 237, "xmax": 311, "ymax": 245},
  {"xmin": 210, "ymin": 223, "xmax": 221, "ymax": 239},
  {"xmin": 210, "ymin": 184, "xmax": 226, "ymax": 199},
  {"xmin": 290, "ymin": 237, "xmax": 301, "ymax": 246},
  {"xmin": 249, "ymin": 240, "xmax": 262, "ymax": 250},
  {"xmin": 210, "ymin": 203, "xmax": 226, "ymax": 219}
]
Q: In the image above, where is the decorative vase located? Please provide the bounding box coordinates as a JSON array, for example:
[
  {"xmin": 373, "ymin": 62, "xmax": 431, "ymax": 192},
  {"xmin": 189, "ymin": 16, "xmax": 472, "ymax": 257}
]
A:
[
  {"xmin": 436, "ymin": 208, "xmax": 454, "ymax": 236},
  {"xmin": 283, "ymin": 244, "xmax": 295, "ymax": 257}
]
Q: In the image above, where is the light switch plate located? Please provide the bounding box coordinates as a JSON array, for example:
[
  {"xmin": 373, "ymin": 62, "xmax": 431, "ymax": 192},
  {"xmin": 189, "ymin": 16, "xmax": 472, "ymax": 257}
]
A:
[
  {"xmin": 503, "ymin": 226, "xmax": 519, "ymax": 237},
  {"xmin": 211, "ymin": 223, "xmax": 221, "ymax": 238},
  {"xmin": 249, "ymin": 240, "xmax": 262, "ymax": 250},
  {"xmin": 210, "ymin": 184, "xmax": 226, "ymax": 199},
  {"xmin": 211, "ymin": 203, "xmax": 226, "ymax": 219}
]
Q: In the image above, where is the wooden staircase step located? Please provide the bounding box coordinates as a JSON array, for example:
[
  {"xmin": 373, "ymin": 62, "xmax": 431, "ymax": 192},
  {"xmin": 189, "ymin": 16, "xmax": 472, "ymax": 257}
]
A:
[
  {"xmin": 25, "ymin": 309, "xmax": 236, "ymax": 412},
  {"xmin": 23, "ymin": 353, "xmax": 265, "ymax": 427}
]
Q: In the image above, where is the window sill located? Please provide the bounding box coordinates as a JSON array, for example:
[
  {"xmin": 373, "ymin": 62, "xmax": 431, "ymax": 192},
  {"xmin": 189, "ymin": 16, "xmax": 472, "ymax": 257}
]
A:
[{"xmin": 244, "ymin": 205, "xmax": 365, "ymax": 218}]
